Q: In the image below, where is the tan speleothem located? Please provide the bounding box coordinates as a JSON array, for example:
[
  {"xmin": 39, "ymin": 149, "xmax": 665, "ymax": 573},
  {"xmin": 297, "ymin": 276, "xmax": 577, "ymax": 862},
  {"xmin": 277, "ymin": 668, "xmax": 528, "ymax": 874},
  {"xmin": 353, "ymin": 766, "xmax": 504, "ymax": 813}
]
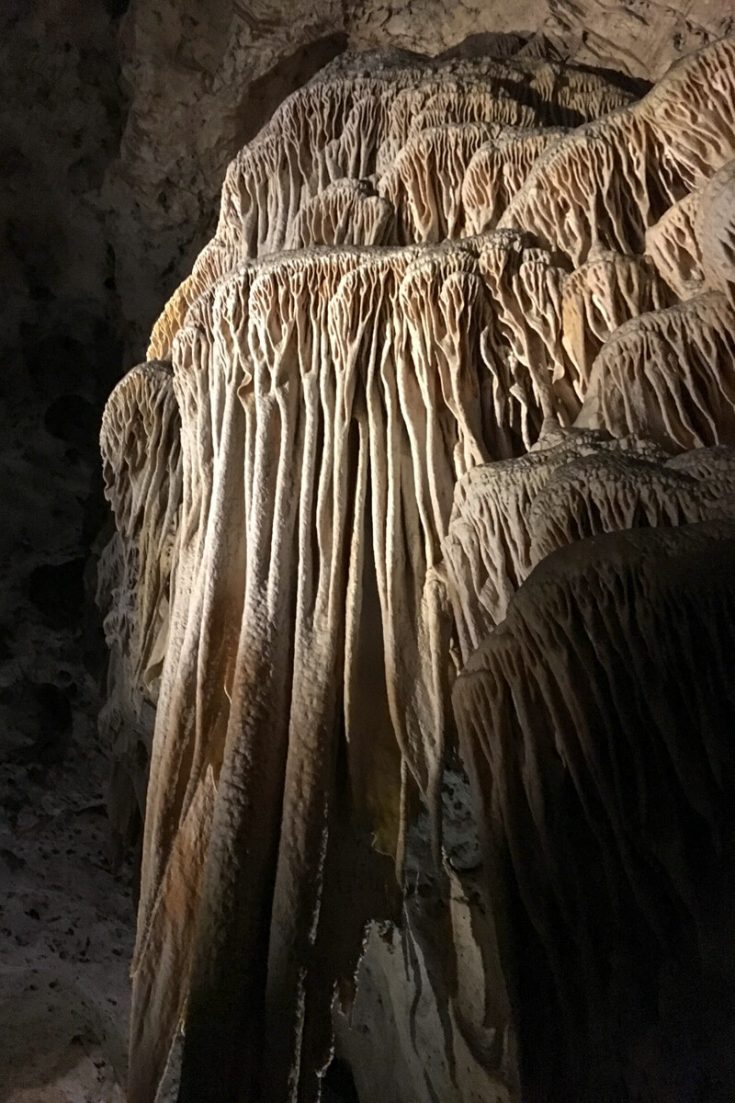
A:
[{"xmin": 99, "ymin": 36, "xmax": 735, "ymax": 1103}]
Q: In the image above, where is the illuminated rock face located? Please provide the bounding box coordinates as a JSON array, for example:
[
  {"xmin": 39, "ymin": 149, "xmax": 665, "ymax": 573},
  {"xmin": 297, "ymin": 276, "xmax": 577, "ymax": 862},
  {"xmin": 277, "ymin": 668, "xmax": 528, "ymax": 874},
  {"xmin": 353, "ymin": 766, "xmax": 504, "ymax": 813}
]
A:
[{"xmin": 101, "ymin": 37, "xmax": 735, "ymax": 1103}]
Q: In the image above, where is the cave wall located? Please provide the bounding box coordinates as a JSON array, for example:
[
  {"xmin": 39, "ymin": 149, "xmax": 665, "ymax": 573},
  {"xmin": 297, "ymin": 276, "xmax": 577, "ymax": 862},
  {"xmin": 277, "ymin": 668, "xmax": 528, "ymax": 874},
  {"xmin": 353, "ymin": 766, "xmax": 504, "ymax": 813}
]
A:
[
  {"xmin": 1, "ymin": 1, "xmax": 734, "ymax": 1101},
  {"xmin": 0, "ymin": 8, "xmax": 133, "ymax": 1094}
]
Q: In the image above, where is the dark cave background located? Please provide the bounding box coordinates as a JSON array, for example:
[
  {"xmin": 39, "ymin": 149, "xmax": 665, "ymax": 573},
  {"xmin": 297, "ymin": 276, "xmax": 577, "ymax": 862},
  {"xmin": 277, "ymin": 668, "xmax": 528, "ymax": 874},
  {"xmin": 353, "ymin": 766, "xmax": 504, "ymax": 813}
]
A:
[{"xmin": 0, "ymin": 6, "xmax": 137, "ymax": 1095}]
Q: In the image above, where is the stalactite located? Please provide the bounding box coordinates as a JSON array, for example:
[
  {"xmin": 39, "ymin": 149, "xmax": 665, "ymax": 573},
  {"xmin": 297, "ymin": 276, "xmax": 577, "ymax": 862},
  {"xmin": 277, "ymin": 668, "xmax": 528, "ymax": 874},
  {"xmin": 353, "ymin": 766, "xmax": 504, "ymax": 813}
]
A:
[{"xmin": 100, "ymin": 34, "xmax": 735, "ymax": 1103}]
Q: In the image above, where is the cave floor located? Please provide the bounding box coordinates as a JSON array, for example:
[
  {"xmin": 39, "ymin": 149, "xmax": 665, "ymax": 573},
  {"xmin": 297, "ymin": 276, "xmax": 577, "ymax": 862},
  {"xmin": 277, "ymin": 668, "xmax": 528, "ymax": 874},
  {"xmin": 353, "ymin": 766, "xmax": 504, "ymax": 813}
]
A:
[{"xmin": 0, "ymin": 712, "xmax": 132, "ymax": 1103}]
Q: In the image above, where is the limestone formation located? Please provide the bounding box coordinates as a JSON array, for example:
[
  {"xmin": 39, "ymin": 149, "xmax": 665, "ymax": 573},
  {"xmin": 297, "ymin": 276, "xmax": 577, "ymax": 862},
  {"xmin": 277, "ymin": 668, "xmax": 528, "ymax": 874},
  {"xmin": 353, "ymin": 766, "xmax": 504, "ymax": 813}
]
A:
[
  {"xmin": 578, "ymin": 292, "xmax": 735, "ymax": 449},
  {"xmin": 98, "ymin": 362, "xmax": 182, "ymax": 859},
  {"xmin": 452, "ymin": 521, "xmax": 735, "ymax": 1100},
  {"xmin": 645, "ymin": 192, "xmax": 703, "ymax": 299},
  {"xmin": 100, "ymin": 34, "xmax": 735, "ymax": 1103}
]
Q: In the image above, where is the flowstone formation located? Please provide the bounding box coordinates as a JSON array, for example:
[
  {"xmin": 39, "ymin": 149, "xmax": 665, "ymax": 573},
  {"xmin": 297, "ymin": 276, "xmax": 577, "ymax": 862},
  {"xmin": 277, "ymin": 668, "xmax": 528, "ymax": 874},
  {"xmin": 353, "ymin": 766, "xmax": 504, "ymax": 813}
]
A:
[{"xmin": 100, "ymin": 36, "xmax": 735, "ymax": 1103}]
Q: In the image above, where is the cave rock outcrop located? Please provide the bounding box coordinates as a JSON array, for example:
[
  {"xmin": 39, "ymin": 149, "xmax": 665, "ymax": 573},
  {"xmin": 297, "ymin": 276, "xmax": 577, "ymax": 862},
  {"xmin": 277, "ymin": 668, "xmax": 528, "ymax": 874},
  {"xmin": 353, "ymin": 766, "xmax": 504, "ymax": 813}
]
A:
[{"xmin": 101, "ymin": 34, "xmax": 735, "ymax": 1103}]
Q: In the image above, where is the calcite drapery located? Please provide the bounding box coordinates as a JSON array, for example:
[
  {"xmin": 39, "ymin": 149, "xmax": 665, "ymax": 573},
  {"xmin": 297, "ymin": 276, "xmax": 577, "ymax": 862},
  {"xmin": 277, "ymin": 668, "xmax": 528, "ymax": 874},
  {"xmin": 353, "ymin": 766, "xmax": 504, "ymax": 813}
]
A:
[
  {"xmin": 452, "ymin": 520, "xmax": 735, "ymax": 1100},
  {"xmin": 98, "ymin": 362, "xmax": 182, "ymax": 861},
  {"xmin": 101, "ymin": 34, "xmax": 735, "ymax": 1103}
]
